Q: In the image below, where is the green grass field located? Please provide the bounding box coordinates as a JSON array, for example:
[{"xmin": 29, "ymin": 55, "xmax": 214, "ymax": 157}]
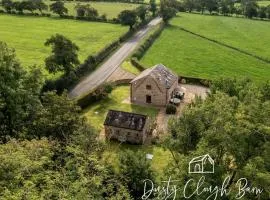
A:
[
  {"xmin": 0, "ymin": 1, "xmax": 140, "ymax": 19},
  {"xmin": 0, "ymin": 14, "xmax": 127, "ymax": 76},
  {"xmin": 47, "ymin": 1, "xmax": 140, "ymax": 19},
  {"xmin": 141, "ymin": 13, "xmax": 270, "ymax": 82}
]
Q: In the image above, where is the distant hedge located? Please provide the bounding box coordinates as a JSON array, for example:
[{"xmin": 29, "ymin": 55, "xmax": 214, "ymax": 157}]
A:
[{"xmin": 132, "ymin": 23, "xmax": 165, "ymax": 60}]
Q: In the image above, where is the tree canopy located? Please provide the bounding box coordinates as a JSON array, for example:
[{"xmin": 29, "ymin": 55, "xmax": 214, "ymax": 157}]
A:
[{"xmin": 44, "ymin": 34, "xmax": 80, "ymax": 74}]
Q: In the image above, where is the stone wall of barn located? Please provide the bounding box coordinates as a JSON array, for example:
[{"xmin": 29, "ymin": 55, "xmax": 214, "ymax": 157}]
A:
[
  {"xmin": 131, "ymin": 76, "xmax": 178, "ymax": 106},
  {"xmin": 104, "ymin": 125, "xmax": 148, "ymax": 144},
  {"xmin": 131, "ymin": 77, "xmax": 167, "ymax": 106}
]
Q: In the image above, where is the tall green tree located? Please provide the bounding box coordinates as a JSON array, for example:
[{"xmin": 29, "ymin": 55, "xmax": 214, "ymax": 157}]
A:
[
  {"xmin": 149, "ymin": 0, "xmax": 157, "ymax": 16},
  {"xmin": 0, "ymin": 42, "xmax": 43, "ymax": 141},
  {"xmin": 33, "ymin": 0, "xmax": 48, "ymax": 14},
  {"xmin": 49, "ymin": 0, "xmax": 67, "ymax": 16},
  {"xmin": 165, "ymin": 78, "xmax": 270, "ymax": 199},
  {"xmin": 44, "ymin": 34, "xmax": 79, "ymax": 74},
  {"xmin": 2, "ymin": 0, "xmax": 13, "ymax": 12},
  {"xmin": 136, "ymin": 5, "xmax": 148, "ymax": 22},
  {"xmin": 160, "ymin": 0, "xmax": 177, "ymax": 23},
  {"xmin": 118, "ymin": 10, "xmax": 137, "ymax": 29},
  {"xmin": 119, "ymin": 150, "xmax": 155, "ymax": 199}
]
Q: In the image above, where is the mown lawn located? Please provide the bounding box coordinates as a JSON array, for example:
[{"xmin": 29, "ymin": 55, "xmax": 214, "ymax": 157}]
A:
[
  {"xmin": 83, "ymin": 85, "xmax": 169, "ymax": 177},
  {"xmin": 83, "ymin": 85, "xmax": 158, "ymax": 131},
  {"xmin": 170, "ymin": 13, "xmax": 270, "ymax": 61},
  {"xmin": 141, "ymin": 14, "xmax": 270, "ymax": 83},
  {"xmin": 0, "ymin": 14, "xmax": 127, "ymax": 77}
]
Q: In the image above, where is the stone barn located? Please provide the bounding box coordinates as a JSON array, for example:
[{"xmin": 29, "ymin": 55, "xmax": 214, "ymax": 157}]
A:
[
  {"xmin": 104, "ymin": 110, "xmax": 149, "ymax": 144},
  {"xmin": 130, "ymin": 64, "xmax": 178, "ymax": 106}
]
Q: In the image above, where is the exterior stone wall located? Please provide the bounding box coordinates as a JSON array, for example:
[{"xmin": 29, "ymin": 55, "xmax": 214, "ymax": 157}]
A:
[
  {"xmin": 131, "ymin": 77, "xmax": 178, "ymax": 106},
  {"xmin": 104, "ymin": 118, "xmax": 149, "ymax": 144}
]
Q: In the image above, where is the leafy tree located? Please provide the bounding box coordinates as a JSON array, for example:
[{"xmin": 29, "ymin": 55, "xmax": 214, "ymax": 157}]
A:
[
  {"xmin": 160, "ymin": 0, "xmax": 177, "ymax": 23},
  {"xmin": 136, "ymin": 5, "xmax": 148, "ymax": 22},
  {"xmin": 49, "ymin": 0, "xmax": 67, "ymax": 16},
  {"xmin": 75, "ymin": 3, "xmax": 86, "ymax": 17},
  {"xmin": 119, "ymin": 150, "xmax": 155, "ymax": 199},
  {"xmin": 33, "ymin": 0, "xmax": 48, "ymax": 14},
  {"xmin": 195, "ymin": 0, "xmax": 206, "ymax": 13},
  {"xmin": 219, "ymin": 0, "xmax": 234, "ymax": 15},
  {"xmin": 22, "ymin": 0, "xmax": 36, "ymax": 13},
  {"xmin": 205, "ymin": 0, "xmax": 218, "ymax": 14},
  {"xmin": 149, "ymin": 0, "xmax": 157, "ymax": 16},
  {"xmin": 85, "ymin": 6, "xmax": 98, "ymax": 18},
  {"xmin": 13, "ymin": 1, "xmax": 24, "ymax": 13},
  {"xmin": 44, "ymin": 34, "xmax": 79, "ymax": 74},
  {"xmin": 241, "ymin": 0, "xmax": 258, "ymax": 18},
  {"xmin": 2, "ymin": 0, "xmax": 13, "ymax": 12},
  {"xmin": 267, "ymin": 5, "xmax": 270, "ymax": 19},
  {"xmin": 118, "ymin": 10, "xmax": 137, "ymax": 29},
  {"xmin": 75, "ymin": 4, "xmax": 98, "ymax": 18},
  {"xmin": 29, "ymin": 91, "xmax": 83, "ymax": 142},
  {"xmin": 0, "ymin": 42, "xmax": 43, "ymax": 141},
  {"xmin": 165, "ymin": 78, "xmax": 270, "ymax": 199},
  {"xmin": 183, "ymin": 0, "xmax": 196, "ymax": 12},
  {"xmin": 258, "ymin": 6, "xmax": 267, "ymax": 19}
]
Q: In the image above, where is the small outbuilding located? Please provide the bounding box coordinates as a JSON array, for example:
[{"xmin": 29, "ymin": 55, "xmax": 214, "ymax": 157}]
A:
[
  {"xmin": 104, "ymin": 110, "xmax": 149, "ymax": 144},
  {"xmin": 130, "ymin": 64, "xmax": 178, "ymax": 106}
]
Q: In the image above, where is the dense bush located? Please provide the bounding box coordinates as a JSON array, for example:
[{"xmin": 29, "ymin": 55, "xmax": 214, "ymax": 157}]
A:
[
  {"xmin": 166, "ymin": 104, "xmax": 177, "ymax": 114},
  {"xmin": 132, "ymin": 23, "xmax": 165, "ymax": 59},
  {"xmin": 77, "ymin": 83, "xmax": 114, "ymax": 108}
]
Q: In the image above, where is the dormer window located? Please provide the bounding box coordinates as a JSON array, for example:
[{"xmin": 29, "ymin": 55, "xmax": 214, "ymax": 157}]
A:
[{"xmin": 146, "ymin": 85, "xmax": 151, "ymax": 90}]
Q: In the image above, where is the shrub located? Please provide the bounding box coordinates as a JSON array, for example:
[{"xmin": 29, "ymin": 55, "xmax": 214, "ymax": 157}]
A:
[
  {"xmin": 77, "ymin": 83, "xmax": 114, "ymax": 108},
  {"xmin": 132, "ymin": 23, "xmax": 165, "ymax": 59},
  {"xmin": 166, "ymin": 104, "xmax": 177, "ymax": 114}
]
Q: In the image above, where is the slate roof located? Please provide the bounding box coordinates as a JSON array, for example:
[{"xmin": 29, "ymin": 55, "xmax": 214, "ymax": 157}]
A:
[
  {"xmin": 104, "ymin": 110, "xmax": 147, "ymax": 131},
  {"xmin": 130, "ymin": 64, "xmax": 178, "ymax": 89}
]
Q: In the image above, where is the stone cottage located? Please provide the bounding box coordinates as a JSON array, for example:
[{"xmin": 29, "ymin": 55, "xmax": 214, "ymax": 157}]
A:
[
  {"xmin": 104, "ymin": 110, "xmax": 149, "ymax": 144},
  {"xmin": 130, "ymin": 64, "xmax": 178, "ymax": 106}
]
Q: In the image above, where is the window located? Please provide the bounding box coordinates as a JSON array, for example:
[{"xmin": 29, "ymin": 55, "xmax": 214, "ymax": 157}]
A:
[
  {"xmin": 146, "ymin": 85, "xmax": 152, "ymax": 90},
  {"xmin": 146, "ymin": 95, "xmax": 152, "ymax": 103}
]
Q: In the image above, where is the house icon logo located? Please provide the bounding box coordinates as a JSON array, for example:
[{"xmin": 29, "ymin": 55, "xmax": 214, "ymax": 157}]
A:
[{"xmin": 189, "ymin": 154, "xmax": 214, "ymax": 174}]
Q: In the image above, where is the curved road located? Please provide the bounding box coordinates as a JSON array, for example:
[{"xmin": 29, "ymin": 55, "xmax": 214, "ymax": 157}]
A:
[{"xmin": 69, "ymin": 17, "xmax": 162, "ymax": 99}]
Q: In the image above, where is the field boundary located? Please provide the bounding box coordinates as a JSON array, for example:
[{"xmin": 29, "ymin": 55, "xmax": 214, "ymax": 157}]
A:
[{"xmin": 176, "ymin": 26, "xmax": 270, "ymax": 64}]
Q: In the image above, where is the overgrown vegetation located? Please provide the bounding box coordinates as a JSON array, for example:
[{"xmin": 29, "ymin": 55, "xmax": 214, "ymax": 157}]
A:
[{"xmin": 165, "ymin": 78, "xmax": 270, "ymax": 199}]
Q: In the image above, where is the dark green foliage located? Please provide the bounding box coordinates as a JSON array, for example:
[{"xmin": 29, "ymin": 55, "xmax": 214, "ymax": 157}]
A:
[
  {"xmin": 33, "ymin": 0, "xmax": 48, "ymax": 14},
  {"xmin": 119, "ymin": 150, "xmax": 155, "ymax": 199},
  {"xmin": 136, "ymin": 5, "xmax": 148, "ymax": 22},
  {"xmin": 2, "ymin": 0, "xmax": 13, "ymax": 12},
  {"xmin": 166, "ymin": 78, "xmax": 270, "ymax": 199},
  {"xmin": 166, "ymin": 104, "xmax": 177, "ymax": 114},
  {"xmin": 49, "ymin": 0, "xmax": 68, "ymax": 16},
  {"xmin": 258, "ymin": 6, "xmax": 267, "ymax": 19},
  {"xmin": 118, "ymin": 10, "xmax": 137, "ymax": 29},
  {"xmin": 183, "ymin": 0, "xmax": 196, "ymax": 12},
  {"xmin": 0, "ymin": 42, "xmax": 43, "ymax": 141},
  {"xmin": 77, "ymin": 83, "xmax": 114, "ymax": 109},
  {"xmin": 160, "ymin": 0, "xmax": 177, "ymax": 23},
  {"xmin": 243, "ymin": 0, "xmax": 258, "ymax": 18},
  {"xmin": 45, "ymin": 34, "xmax": 80, "ymax": 74},
  {"xmin": 149, "ymin": 0, "xmax": 157, "ymax": 16},
  {"xmin": 132, "ymin": 23, "xmax": 165, "ymax": 60}
]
